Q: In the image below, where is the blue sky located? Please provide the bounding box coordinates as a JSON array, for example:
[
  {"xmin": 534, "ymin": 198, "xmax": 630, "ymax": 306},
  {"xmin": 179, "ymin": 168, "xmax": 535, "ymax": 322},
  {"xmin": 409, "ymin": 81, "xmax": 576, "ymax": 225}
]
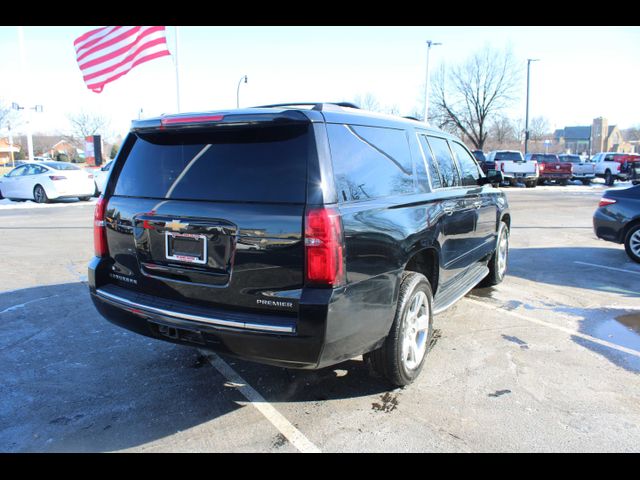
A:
[{"xmin": 1, "ymin": 26, "xmax": 639, "ymax": 139}]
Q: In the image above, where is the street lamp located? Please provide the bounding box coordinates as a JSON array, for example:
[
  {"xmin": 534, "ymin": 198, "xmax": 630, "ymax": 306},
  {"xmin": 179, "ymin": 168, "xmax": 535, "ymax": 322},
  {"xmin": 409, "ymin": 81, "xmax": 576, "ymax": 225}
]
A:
[
  {"xmin": 423, "ymin": 40, "xmax": 442, "ymax": 123},
  {"xmin": 524, "ymin": 58, "xmax": 539, "ymax": 156},
  {"xmin": 12, "ymin": 101, "xmax": 43, "ymax": 162},
  {"xmin": 236, "ymin": 75, "xmax": 248, "ymax": 108}
]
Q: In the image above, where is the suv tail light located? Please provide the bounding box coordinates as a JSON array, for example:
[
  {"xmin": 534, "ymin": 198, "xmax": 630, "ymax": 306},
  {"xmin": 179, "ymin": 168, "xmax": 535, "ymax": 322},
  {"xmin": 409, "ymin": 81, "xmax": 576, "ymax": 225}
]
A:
[
  {"xmin": 304, "ymin": 207, "xmax": 344, "ymax": 287},
  {"xmin": 500, "ymin": 162, "xmax": 505, "ymax": 173},
  {"xmin": 598, "ymin": 198, "xmax": 616, "ymax": 207},
  {"xmin": 94, "ymin": 196, "xmax": 108, "ymax": 257}
]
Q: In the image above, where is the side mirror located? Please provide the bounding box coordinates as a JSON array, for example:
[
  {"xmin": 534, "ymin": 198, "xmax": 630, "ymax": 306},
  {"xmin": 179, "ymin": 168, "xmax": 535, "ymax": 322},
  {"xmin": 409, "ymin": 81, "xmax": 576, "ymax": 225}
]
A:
[{"xmin": 478, "ymin": 170, "xmax": 503, "ymax": 186}]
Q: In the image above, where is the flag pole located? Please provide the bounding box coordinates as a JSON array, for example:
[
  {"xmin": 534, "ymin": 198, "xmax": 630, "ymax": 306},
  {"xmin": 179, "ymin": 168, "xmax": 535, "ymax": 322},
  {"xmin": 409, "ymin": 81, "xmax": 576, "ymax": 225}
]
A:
[
  {"xmin": 174, "ymin": 26, "xmax": 181, "ymax": 113},
  {"xmin": 18, "ymin": 26, "xmax": 34, "ymax": 162}
]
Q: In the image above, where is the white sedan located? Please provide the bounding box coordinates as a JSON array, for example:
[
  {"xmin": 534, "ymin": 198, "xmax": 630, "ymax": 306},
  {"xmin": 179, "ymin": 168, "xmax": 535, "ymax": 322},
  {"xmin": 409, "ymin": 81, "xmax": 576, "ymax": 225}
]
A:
[
  {"xmin": 93, "ymin": 160, "xmax": 114, "ymax": 194},
  {"xmin": 0, "ymin": 161, "xmax": 95, "ymax": 203}
]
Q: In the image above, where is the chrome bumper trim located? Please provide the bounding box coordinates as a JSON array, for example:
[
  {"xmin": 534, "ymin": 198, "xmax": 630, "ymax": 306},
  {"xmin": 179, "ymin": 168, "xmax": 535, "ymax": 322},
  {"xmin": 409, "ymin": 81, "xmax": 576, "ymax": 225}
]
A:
[{"xmin": 95, "ymin": 289, "xmax": 295, "ymax": 334}]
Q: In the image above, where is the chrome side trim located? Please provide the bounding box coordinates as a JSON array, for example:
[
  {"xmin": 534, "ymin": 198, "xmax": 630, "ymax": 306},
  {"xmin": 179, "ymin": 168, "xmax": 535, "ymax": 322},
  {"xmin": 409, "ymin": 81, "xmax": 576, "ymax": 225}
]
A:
[{"xmin": 95, "ymin": 289, "xmax": 295, "ymax": 334}]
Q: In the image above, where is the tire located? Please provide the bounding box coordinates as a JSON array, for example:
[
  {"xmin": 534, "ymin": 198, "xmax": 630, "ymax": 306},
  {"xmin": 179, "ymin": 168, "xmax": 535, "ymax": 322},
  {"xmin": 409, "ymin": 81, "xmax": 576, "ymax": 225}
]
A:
[
  {"xmin": 364, "ymin": 272, "xmax": 434, "ymax": 387},
  {"xmin": 537, "ymin": 178, "xmax": 545, "ymax": 186},
  {"xmin": 479, "ymin": 220, "xmax": 509, "ymax": 287},
  {"xmin": 33, "ymin": 184, "xmax": 49, "ymax": 204},
  {"xmin": 525, "ymin": 181, "xmax": 536, "ymax": 188},
  {"xmin": 79, "ymin": 196, "xmax": 91, "ymax": 202},
  {"xmin": 605, "ymin": 170, "xmax": 614, "ymax": 186},
  {"xmin": 0, "ymin": 188, "xmax": 3, "ymax": 200},
  {"xmin": 559, "ymin": 179, "xmax": 569, "ymax": 186},
  {"xmin": 624, "ymin": 224, "xmax": 640, "ymax": 264},
  {"xmin": 581, "ymin": 179, "xmax": 591, "ymax": 185}
]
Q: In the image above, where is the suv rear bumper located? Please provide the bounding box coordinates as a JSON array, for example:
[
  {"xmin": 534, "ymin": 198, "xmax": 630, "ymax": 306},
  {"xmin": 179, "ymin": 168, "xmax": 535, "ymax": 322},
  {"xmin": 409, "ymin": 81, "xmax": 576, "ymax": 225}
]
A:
[
  {"xmin": 89, "ymin": 257, "xmax": 393, "ymax": 370},
  {"xmin": 91, "ymin": 287, "xmax": 325, "ymax": 369}
]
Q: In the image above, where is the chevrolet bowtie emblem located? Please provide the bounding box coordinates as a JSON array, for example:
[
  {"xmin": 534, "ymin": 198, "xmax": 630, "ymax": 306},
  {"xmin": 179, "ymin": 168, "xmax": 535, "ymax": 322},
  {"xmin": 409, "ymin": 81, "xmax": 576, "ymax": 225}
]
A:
[{"xmin": 165, "ymin": 220, "xmax": 189, "ymax": 231}]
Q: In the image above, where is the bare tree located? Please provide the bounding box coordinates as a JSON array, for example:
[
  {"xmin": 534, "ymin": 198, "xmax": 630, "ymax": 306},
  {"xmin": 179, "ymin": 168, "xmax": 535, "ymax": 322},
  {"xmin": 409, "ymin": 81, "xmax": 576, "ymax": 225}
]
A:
[
  {"xmin": 66, "ymin": 111, "xmax": 111, "ymax": 146},
  {"xmin": 0, "ymin": 100, "xmax": 19, "ymax": 133},
  {"xmin": 430, "ymin": 46, "xmax": 521, "ymax": 150},
  {"xmin": 529, "ymin": 116, "xmax": 550, "ymax": 141},
  {"xmin": 353, "ymin": 93, "xmax": 381, "ymax": 112},
  {"xmin": 489, "ymin": 115, "xmax": 516, "ymax": 144},
  {"xmin": 622, "ymin": 125, "xmax": 640, "ymax": 142},
  {"xmin": 384, "ymin": 104, "xmax": 401, "ymax": 116}
]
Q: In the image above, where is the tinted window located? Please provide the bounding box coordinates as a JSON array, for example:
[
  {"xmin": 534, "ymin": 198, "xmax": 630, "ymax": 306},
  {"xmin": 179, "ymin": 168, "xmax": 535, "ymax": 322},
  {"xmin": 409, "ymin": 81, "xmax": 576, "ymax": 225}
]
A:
[
  {"xmin": 494, "ymin": 151, "xmax": 524, "ymax": 161},
  {"xmin": 43, "ymin": 162, "xmax": 80, "ymax": 170},
  {"xmin": 560, "ymin": 155, "xmax": 581, "ymax": 163},
  {"xmin": 532, "ymin": 154, "xmax": 559, "ymax": 162},
  {"xmin": 114, "ymin": 125, "xmax": 309, "ymax": 202},
  {"xmin": 7, "ymin": 165, "xmax": 28, "ymax": 177},
  {"xmin": 417, "ymin": 134, "xmax": 441, "ymax": 189},
  {"xmin": 328, "ymin": 124, "xmax": 414, "ymax": 202},
  {"xmin": 472, "ymin": 150, "xmax": 486, "ymax": 163},
  {"xmin": 426, "ymin": 136, "xmax": 459, "ymax": 188},
  {"xmin": 450, "ymin": 141, "xmax": 481, "ymax": 186}
]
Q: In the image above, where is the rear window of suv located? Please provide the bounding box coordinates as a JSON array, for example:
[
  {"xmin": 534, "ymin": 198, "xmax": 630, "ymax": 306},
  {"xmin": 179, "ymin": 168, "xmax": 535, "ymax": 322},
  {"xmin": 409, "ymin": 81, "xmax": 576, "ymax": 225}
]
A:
[
  {"xmin": 113, "ymin": 125, "xmax": 309, "ymax": 203},
  {"xmin": 494, "ymin": 152, "xmax": 523, "ymax": 161}
]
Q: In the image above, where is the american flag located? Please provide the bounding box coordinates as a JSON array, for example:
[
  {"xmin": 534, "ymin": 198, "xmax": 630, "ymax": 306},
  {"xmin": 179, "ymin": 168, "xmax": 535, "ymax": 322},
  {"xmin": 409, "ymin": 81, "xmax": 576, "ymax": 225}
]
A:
[{"xmin": 74, "ymin": 26, "xmax": 171, "ymax": 93}]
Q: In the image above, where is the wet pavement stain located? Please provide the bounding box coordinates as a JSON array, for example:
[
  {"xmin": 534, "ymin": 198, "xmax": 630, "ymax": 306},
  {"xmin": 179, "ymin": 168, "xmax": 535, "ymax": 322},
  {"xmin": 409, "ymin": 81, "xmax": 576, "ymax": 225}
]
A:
[
  {"xmin": 553, "ymin": 307, "xmax": 640, "ymax": 373},
  {"xmin": 191, "ymin": 354, "xmax": 209, "ymax": 369},
  {"xmin": 488, "ymin": 389, "xmax": 511, "ymax": 398},
  {"xmin": 616, "ymin": 312, "xmax": 640, "ymax": 335},
  {"xmin": 372, "ymin": 392, "xmax": 399, "ymax": 413},
  {"xmin": 49, "ymin": 414, "xmax": 84, "ymax": 426},
  {"xmin": 470, "ymin": 288, "xmax": 495, "ymax": 299},
  {"xmin": 272, "ymin": 433, "xmax": 288, "ymax": 449},
  {"xmin": 429, "ymin": 329, "xmax": 442, "ymax": 351},
  {"xmin": 575, "ymin": 309, "xmax": 640, "ymax": 353},
  {"xmin": 501, "ymin": 334, "xmax": 529, "ymax": 349}
]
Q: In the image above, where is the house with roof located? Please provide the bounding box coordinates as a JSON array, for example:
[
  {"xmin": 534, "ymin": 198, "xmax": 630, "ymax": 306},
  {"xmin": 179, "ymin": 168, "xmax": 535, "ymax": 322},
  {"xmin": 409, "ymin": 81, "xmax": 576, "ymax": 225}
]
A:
[
  {"xmin": 0, "ymin": 138, "xmax": 21, "ymax": 165},
  {"xmin": 554, "ymin": 117, "xmax": 633, "ymax": 155}
]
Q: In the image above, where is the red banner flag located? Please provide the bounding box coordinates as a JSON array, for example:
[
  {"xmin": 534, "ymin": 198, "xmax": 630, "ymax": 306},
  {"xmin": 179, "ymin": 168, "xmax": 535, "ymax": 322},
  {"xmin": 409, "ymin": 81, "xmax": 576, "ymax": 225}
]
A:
[{"xmin": 74, "ymin": 26, "xmax": 171, "ymax": 93}]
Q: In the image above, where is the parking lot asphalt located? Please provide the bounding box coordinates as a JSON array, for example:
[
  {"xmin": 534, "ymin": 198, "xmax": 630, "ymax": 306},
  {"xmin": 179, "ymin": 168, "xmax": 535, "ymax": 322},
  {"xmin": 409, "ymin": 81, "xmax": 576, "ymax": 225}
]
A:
[{"xmin": 1, "ymin": 183, "xmax": 639, "ymax": 452}]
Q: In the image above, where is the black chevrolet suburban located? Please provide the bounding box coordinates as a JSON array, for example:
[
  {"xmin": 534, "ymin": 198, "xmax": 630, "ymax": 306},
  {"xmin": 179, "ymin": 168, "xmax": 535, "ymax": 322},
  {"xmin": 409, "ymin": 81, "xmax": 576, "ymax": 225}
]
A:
[{"xmin": 89, "ymin": 103, "xmax": 510, "ymax": 386}]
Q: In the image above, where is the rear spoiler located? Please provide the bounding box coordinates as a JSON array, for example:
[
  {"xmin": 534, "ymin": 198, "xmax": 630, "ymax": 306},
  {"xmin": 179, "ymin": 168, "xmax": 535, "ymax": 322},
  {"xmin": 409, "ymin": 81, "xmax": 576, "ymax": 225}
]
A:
[{"xmin": 131, "ymin": 109, "xmax": 316, "ymax": 131}]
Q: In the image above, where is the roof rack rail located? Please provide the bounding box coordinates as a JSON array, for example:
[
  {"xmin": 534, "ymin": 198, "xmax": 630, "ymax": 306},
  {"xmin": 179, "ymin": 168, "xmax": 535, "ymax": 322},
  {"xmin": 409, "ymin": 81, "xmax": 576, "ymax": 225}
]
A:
[
  {"xmin": 403, "ymin": 116, "xmax": 421, "ymax": 122},
  {"xmin": 253, "ymin": 102, "xmax": 360, "ymax": 111}
]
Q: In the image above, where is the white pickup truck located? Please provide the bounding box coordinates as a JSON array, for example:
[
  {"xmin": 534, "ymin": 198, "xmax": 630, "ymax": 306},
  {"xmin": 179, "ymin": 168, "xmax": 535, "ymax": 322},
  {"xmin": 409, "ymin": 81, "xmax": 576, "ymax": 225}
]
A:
[
  {"xmin": 486, "ymin": 150, "xmax": 539, "ymax": 188},
  {"xmin": 591, "ymin": 152, "xmax": 640, "ymax": 186},
  {"xmin": 558, "ymin": 154, "xmax": 596, "ymax": 185}
]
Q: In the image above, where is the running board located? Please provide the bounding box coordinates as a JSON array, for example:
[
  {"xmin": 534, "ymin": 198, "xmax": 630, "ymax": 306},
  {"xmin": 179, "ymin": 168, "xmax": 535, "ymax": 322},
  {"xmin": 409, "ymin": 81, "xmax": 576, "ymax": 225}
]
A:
[{"xmin": 432, "ymin": 264, "xmax": 489, "ymax": 315}]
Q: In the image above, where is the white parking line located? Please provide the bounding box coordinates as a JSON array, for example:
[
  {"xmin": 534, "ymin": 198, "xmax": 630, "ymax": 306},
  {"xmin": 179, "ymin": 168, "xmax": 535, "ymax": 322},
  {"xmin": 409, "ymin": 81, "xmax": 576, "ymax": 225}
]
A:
[
  {"xmin": 574, "ymin": 261, "xmax": 640, "ymax": 276},
  {"xmin": 466, "ymin": 298, "xmax": 640, "ymax": 359},
  {"xmin": 201, "ymin": 351, "xmax": 321, "ymax": 453}
]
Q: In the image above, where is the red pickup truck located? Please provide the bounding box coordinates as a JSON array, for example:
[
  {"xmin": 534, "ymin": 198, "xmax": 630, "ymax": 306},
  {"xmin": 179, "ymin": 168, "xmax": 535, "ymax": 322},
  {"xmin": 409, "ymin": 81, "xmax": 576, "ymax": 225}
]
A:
[{"xmin": 525, "ymin": 153, "xmax": 573, "ymax": 185}]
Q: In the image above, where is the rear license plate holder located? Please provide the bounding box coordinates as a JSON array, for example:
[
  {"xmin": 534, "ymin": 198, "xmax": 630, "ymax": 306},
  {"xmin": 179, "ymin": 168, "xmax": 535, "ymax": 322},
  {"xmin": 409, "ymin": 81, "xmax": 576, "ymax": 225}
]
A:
[{"xmin": 165, "ymin": 231, "xmax": 207, "ymax": 265}]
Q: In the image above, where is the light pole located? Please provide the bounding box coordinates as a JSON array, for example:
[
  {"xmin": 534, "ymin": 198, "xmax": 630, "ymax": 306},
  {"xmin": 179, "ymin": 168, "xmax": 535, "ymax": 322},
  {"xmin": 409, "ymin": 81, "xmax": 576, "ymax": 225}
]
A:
[
  {"xmin": 423, "ymin": 40, "xmax": 442, "ymax": 123},
  {"xmin": 236, "ymin": 75, "xmax": 248, "ymax": 108},
  {"xmin": 524, "ymin": 58, "xmax": 539, "ymax": 156},
  {"xmin": 12, "ymin": 102, "xmax": 43, "ymax": 162}
]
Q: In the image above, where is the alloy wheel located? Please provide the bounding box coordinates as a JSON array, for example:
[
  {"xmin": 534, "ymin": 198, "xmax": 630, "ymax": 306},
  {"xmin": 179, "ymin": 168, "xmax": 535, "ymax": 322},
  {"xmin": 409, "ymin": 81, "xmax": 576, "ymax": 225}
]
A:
[
  {"xmin": 401, "ymin": 291, "xmax": 430, "ymax": 371},
  {"xmin": 630, "ymin": 229, "xmax": 640, "ymax": 258}
]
